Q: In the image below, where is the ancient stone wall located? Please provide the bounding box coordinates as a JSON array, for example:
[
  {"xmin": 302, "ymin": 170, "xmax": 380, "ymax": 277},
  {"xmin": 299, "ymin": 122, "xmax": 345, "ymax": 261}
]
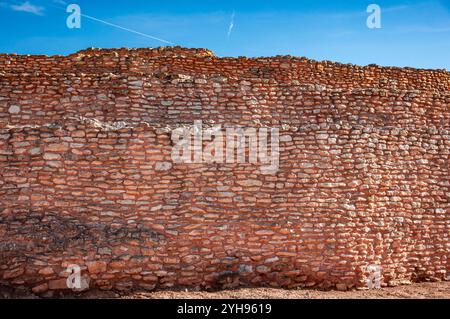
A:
[{"xmin": 0, "ymin": 47, "xmax": 448, "ymax": 294}]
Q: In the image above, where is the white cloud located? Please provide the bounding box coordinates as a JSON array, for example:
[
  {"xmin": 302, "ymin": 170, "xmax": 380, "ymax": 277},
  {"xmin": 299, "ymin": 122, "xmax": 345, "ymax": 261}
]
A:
[
  {"xmin": 10, "ymin": 1, "xmax": 44, "ymax": 16},
  {"xmin": 52, "ymin": 0, "xmax": 67, "ymax": 4}
]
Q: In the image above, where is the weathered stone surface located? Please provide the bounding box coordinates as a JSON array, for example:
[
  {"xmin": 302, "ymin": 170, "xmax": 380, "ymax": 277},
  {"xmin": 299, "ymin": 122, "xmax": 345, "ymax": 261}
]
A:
[
  {"xmin": 46, "ymin": 143, "xmax": 69, "ymax": 152},
  {"xmin": 0, "ymin": 47, "xmax": 448, "ymax": 293},
  {"xmin": 49, "ymin": 279, "xmax": 68, "ymax": 290},
  {"xmin": 155, "ymin": 161, "xmax": 172, "ymax": 171},
  {"xmin": 237, "ymin": 179, "xmax": 263, "ymax": 187},
  {"xmin": 38, "ymin": 267, "xmax": 55, "ymax": 276},
  {"xmin": 86, "ymin": 261, "xmax": 107, "ymax": 274},
  {"xmin": 336, "ymin": 284, "xmax": 348, "ymax": 291},
  {"xmin": 3, "ymin": 267, "xmax": 25, "ymax": 279},
  {"xmin": 32, "ymin": 283, "xmax": 49, "ymax": 294},
  {"xmin": 8, "ymin": 105, "xmax": 20, "ymax": 114}
]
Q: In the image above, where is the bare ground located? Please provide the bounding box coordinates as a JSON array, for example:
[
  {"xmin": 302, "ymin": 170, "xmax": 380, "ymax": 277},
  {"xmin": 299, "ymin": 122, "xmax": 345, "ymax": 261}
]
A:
[
  {"xmin": 118, "ymin": 282, "xmax": 450, "ymax": 299},
  {"xmin": 1, "ymin": 281, "xmax": 449, "ymax": 299}
]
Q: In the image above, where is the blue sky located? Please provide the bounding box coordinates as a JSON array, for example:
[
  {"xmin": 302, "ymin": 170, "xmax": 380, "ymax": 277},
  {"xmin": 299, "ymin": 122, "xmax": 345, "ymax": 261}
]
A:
[{"xmin": 0, "ymin": 0, "xmax": 449, "ymax": 69}]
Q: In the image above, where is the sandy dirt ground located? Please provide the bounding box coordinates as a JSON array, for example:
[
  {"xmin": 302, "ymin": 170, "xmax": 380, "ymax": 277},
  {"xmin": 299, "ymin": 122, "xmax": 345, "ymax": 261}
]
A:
[
  {"xmin": 119, "ymin": 282, "xmax": 450, "ymax": 299},
  {"xmin": 2, "ymin": 281, "xmax": 449, "ymax": 299}
]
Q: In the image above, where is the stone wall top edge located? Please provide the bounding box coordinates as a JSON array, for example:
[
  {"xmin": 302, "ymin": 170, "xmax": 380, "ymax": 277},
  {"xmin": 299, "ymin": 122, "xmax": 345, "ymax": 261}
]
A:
[{"xmin": 0, "ymin": 46, "xmax": 449, "ymax": 74}]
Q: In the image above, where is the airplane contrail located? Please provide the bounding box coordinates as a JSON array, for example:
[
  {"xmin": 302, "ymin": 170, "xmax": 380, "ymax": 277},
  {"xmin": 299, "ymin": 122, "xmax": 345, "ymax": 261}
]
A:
[
  {"xmin": 227, "ymin": 11, "xmax": 235, "ymax": 39},
  {"xmin": 36, "ymin": 0, "xmax": 175, "ymax": 45},
  {"xmin": 80, "ymin": 13, "xmax": 175, "ymax": 45}
]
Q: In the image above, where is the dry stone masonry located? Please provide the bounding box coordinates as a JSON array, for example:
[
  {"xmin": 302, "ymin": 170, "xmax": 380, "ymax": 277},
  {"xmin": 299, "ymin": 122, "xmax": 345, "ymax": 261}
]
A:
[{"xmin": 0, "ymin": 47, "xmax": 448, "ymax": 294}]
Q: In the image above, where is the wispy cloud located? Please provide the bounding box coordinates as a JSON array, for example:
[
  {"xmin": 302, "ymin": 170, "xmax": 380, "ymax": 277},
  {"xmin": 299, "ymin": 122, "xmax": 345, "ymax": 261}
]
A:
[
  {"xmin": 227, "ymin": 11, "xmax": 235, "ymax": 39},
  {"xmin": 10, "ymin": 1, "xmax": 44, "ymax": 16},
  {"xmin": 394, "ymin": 25, "xmax": 450, "ymax": 33}
]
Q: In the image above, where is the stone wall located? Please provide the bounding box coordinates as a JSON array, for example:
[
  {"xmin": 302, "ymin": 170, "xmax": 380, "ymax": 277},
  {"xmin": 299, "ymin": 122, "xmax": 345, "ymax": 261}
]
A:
[{"xmin": 0, "ymin": 47, "xmax": 448, "ymax": 294}]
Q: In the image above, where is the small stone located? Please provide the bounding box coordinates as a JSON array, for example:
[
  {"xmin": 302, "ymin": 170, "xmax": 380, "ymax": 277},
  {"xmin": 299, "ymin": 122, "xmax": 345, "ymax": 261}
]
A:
[
  {"xmin": 155, "ymin": 161, "xmax": 172, "ymax": 171},
  {"xmin": 138, "ymin": 283, "xmax": 156, "ymax": 291},
  {"xmin": 3, "ymin": 267, "xmax": 24, "ymax": 279},
  {"xmin": 8, "ymin": 105, "xmax": 20, "ymax": 114},
  {"xmin": 129, "ymin": 80, "xmax": 143, "ymax": 87},
  {"xmin": 86, "ymin": 261, "xmax": 107, "ymax": 274},
  {"xmin": 161, "ymin": 100, "xmax": 173, "ymax": 106},
  {"xmin": 39, "ymin": 267, "xmax": 55, "ymax": 276},
  {"xmin": 280, "ymin": 135, "xmax": 292, "ymax": 142},
  {"xmin": 43, "ymin": 153, "xmax": 61, "ymax": 160},
  {"xmin": 72, "ymin": 130, "xmax": 85, "ymax": 137},
  {"xmin": 316, "ymin": 133, "xmax": 329, "ymax": 140},
  {"xmin": 46, "ymin": 143, "xmax": 69, "ymax": 152},
  {"xmin": 49, "ymin": 279, "xmax": 68, "ymax": 290},
  {"xmin": 265, "ymin": 257, "xmax": 279, "ymax": 263},
  {"xmin": 32, "ymin": 283, "xmax": 49, "ymax": 294},
  {"xmin": 98, "ymin": 247, "xmax": 112, "ymax": 255},
  {"xmin": 255, "ymin": 230, "xmax": 274, "ymax": 236},
  {"xmin": 256, "ymin": 265, "xmax": 270, "ymax": 273},
  {"xmin": 237, "ymin": 179, "xmax": 262, "ymax": 187},
  {"xmin": 29, "ymin": 147, "xmax": 42, "ymax": 155},
  {"xmin": 238, "ymin": 265, "xmax": 253, "ymax": 273},
  {"xmin": 336, "ymin": 283, "xmax": 347, "ymax": 291}
]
